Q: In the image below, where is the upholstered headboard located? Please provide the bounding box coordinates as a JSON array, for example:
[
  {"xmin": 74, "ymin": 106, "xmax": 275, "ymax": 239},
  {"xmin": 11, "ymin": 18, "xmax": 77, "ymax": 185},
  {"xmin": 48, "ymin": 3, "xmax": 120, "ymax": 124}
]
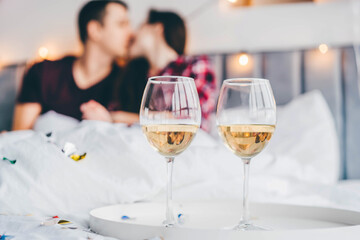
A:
[
  {"xmin": 1, "ymin": 46, "xmax": 359, "ymax": 179},
  {"xmin": 0, "ymin": 63, "xmax": 26, "ymax": 131},
  {"xmin": 208, "ymin": 46, "xmax": 360, "ymax": 180}
]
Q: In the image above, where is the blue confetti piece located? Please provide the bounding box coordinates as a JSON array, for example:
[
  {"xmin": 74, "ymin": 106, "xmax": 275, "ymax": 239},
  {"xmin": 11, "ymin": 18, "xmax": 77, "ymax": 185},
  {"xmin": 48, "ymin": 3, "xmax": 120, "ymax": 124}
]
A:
[
  {"xmin": 121, "ymin": 215, "xmax": 136, "ymax": 221},
  {"xmin": 177, "ymin": 213, "xmax": 186, "ymax": 225},
  {"xmin": 0, "ymin": 234, "xmax": 15, "ymax": 240}
]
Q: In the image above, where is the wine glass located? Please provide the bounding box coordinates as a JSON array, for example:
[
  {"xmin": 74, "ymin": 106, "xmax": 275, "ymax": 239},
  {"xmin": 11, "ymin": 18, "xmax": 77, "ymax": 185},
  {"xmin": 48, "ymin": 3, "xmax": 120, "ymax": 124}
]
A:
[
  {"xmin": 140, "ymin": 76, "xmax": 201, "ymax": 227},
  {"xmin": 216, "ymin": 78, "xmax": 276, "ymax": 231}
]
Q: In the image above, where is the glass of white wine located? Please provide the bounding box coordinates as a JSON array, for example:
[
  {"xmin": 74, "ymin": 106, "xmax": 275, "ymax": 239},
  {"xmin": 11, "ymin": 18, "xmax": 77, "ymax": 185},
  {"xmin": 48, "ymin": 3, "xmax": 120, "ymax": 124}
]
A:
[
  {"xmin": 140, "ymin": 76, "xmax": 201, "ymax": 227},
  {"xmin": 216, "ymin": 78, "xmax": 276, "ymax": 231}
]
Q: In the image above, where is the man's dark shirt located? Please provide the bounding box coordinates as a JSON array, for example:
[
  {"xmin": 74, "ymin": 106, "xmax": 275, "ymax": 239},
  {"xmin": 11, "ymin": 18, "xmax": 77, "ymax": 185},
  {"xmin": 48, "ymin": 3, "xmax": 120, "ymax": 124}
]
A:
[{"xmin": 17, "ymin": 56, "xmax": 120, "ymax": 120}]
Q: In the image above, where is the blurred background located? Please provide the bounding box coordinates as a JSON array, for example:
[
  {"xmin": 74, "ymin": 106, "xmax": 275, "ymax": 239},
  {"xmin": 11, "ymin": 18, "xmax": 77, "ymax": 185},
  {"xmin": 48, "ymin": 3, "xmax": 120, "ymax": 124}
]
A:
[{"xmin": 1, "ymin": 0, "xmax": 360, "ymax": 179}]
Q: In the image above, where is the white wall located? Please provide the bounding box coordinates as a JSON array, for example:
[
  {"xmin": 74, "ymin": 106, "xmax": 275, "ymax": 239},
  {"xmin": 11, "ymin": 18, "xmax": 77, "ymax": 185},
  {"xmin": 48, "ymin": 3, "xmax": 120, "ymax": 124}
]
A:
[
  {"xmin": 189, "ymin": 0, "xmax": 355, "ymax": 53},
  {"xmin": 0, "ymin": 0, "xmax": 356, "ymax": 65}
]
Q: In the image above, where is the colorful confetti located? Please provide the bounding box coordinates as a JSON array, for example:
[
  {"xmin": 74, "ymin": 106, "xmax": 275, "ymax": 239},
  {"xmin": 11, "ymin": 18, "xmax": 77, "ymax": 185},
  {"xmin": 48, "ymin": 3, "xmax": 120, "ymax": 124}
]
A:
[
  {"xmin": 2, "ymin": 157, "xmax": 16, "ymax": 164},
  {"xmin": 58, "ymin": 220, "xmax": 71, "ymax": 225},
  {"xmin": 41, "ymin": 216, "xmax": 72, "ymax": 226},
  {"xmin": 62, "ymin": 142, "xmax": 77, "ymax": 156},
  {"xmin": 45, "ymin": 132, "xmax": 57, "ymax": 144},
  {"xmin": 0, "ymin": 234, "xmax": 15, "ymax": 240},
  {"xmin": 62, "ymin": 142, "xmax": 87, "ymax": 161},
  {"xmin": 177, "ymin": 213, "xmax": 186, "ymax": 225},
  {"xmin": 69, "ymin": 153, "xmax": 86, "ymax": 161},
  {"xmin": 44, "ymin": 134, "xmax": 87, "ymax": 161},
  {"xmin": 121, "ymin": 215, "xmax": 136, "ymax": 220}
]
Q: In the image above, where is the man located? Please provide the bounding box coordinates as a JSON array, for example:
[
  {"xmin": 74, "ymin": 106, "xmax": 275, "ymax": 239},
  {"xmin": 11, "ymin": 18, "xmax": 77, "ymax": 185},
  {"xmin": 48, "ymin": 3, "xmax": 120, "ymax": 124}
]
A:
[{"xmin": 13, "ymin": 0, "xmax": 133, "ymax": 130}]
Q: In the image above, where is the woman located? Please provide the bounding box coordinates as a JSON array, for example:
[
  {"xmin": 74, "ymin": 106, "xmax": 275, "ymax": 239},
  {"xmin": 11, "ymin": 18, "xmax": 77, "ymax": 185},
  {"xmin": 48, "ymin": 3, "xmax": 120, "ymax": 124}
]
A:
[{"xmin": 83, "ymin": 9, "xmax": 217, "ymax": 131}]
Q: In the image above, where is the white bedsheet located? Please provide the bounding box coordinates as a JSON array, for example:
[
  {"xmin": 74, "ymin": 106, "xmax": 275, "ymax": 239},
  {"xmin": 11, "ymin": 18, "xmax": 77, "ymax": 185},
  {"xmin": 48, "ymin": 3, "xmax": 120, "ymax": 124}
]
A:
[{"xmin": 0, "ymin": 91, "xmax": 344, "ymax": 239}]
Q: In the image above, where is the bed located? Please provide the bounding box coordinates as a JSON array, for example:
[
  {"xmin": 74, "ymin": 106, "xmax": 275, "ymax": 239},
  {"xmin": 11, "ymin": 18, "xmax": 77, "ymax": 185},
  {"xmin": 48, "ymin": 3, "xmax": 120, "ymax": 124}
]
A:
[{"xmin": 0, "ymin": 89, "xmax": 357, "ymax": 239}]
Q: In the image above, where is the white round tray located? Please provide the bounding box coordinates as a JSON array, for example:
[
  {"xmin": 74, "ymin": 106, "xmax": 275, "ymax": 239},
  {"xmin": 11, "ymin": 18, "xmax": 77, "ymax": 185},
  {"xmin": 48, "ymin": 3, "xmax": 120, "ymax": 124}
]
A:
[{"xmin": 90, "ymin": 201, "xmax": 360, "ymax": 240}]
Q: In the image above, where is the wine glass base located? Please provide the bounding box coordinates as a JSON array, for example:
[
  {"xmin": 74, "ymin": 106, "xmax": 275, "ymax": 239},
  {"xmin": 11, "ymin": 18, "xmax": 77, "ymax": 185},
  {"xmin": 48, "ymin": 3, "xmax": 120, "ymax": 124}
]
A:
[
  {"xmin": 162, "ymin": 220, "xmax": 176, "ymax": 227},
  {"xmin": 229, "ymin": 221, "xmax": 271, "ymax": 231}
]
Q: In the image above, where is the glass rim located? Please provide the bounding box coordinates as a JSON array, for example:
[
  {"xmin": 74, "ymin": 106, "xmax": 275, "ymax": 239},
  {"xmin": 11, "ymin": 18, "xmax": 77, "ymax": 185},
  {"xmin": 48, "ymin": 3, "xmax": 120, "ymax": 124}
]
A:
[
  {"xmin": 148, "ymin": 75, "xmax": 194, "ymax": 84},
  {"xmin": 223, "ymin": 78, "xmax": 269, "ymax": 85}
]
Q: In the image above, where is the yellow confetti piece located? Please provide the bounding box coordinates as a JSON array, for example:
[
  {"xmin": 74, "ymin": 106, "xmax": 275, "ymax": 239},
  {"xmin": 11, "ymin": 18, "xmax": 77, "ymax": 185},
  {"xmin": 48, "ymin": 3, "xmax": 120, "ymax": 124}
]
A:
[
  {"xmin": 58, "ymin": 219, "xmax": 71, "ymax": 225},
  {"xmin": 70, "ymin": 153, "xmax": 86, "ymax": 161}
]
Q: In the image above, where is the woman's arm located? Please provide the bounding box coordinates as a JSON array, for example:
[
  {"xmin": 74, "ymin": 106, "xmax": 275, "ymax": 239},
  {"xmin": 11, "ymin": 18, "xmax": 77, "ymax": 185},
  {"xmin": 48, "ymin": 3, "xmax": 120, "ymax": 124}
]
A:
[
  {"xmin": 110, "ymin": 111, "xmax": 139, "ymax": 125},
  {"xmin": 80, "ymin": 100, "xmax": 139, "ymax": 125}
]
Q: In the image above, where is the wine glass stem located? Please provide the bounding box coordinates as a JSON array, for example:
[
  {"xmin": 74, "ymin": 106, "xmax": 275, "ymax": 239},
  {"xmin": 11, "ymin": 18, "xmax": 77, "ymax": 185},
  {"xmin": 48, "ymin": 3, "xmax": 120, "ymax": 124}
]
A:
[
  {"xmin": 165, "ymin": 157, "xmax": 175, "ymax": 226},
  {"xmin": 241, "ymin": 158, "xmax": 251, "ymax": 225}
]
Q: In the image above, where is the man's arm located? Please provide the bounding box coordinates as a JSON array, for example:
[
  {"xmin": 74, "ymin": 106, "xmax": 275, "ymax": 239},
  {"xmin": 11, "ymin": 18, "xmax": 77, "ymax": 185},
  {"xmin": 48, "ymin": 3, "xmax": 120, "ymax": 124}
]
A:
[
  {"xmin": 12, "ymin": 103, "xmax": 42, "ymax": 130},
  {"xmin": 14, "ymin": 60, "xmax": 44, "ymax": 131},
  {"xmin": 110, "ymin": 111, "xmax": 139, "ymax": 125}
]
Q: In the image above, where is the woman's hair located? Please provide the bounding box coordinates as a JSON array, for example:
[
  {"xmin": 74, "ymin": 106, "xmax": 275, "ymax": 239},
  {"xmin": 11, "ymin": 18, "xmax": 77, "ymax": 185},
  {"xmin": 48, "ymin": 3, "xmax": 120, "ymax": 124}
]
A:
[
  {"xmin": 114, "ymin": 57, "xmax": 149, "ymax": 113},
  {"xmin": 148, "ymin": 9, "xmax": 186, "ymax": 55}
]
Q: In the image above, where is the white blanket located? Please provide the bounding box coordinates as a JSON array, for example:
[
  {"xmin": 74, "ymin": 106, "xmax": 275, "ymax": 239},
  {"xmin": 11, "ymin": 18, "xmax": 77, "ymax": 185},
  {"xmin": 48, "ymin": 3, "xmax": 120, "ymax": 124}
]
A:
[{"xmin": 0, "ymin": 91, "xmax": 342, "ymax": 238}]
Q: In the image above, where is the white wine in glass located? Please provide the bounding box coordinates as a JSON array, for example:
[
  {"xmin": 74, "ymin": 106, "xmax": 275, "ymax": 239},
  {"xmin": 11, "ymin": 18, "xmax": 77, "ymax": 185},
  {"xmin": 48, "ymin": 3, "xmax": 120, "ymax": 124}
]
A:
[
  {"xmin": 216, "ymin": 78, "xmax": 276, "ymax": 231},
  {"xmin": 142, "ymin": 124, "xmax": 198, "ymax": 156},
  {"xmin": 218, "ymin": 124, "xmax": 275, "ymax": 158},
  {"xmin": 140, "ymin": 76, "xmax": 201, "ymax": 227}
]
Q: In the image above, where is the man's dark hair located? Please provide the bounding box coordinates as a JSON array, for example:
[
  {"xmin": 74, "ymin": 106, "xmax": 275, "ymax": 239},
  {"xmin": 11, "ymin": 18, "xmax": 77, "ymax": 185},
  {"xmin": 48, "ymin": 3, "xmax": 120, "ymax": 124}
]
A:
[
  {"xmin": 148, "ymin": 9, "xmax": 186, "ymax": 55},
  {"xmin": 78, "ymin": 0, "xmax": 127, "ymax": 44}
]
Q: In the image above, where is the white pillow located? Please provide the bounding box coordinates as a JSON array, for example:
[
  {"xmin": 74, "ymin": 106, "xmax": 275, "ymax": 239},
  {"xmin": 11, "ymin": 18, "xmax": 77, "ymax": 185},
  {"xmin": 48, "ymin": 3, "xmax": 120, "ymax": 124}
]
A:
[{"xmin": 250, "ymin": 90, "xmax": 340, "ymax": 184}]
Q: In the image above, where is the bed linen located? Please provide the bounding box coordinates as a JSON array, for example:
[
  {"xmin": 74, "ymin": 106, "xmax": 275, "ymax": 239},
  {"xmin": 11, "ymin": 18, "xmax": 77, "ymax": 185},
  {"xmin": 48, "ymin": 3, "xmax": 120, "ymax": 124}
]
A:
[{"xmin": 0, "ymin": 91, "xmax": 344, "ymax": 239}]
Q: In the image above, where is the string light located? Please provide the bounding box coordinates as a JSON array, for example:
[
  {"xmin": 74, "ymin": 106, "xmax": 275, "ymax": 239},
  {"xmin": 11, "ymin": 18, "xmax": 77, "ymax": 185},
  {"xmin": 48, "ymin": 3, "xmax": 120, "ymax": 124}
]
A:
[
  {"xmin": 38, "ymin": 47, "xmax": 49, "ymax": 59},
  {"xmin": 318, "ymin": 44, "xmax": 328, "ymax": 54},
  {"xmin": 238, "ymin": 53, "xmax": 249, "ymax": 66}
]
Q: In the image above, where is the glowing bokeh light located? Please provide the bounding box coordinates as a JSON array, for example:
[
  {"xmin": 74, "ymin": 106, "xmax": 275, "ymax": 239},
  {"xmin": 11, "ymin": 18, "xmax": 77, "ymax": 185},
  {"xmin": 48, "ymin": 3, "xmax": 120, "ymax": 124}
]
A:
[
  {"xmin": 318, "ymin": 44, "xmax": 328, "ymax": 54},
  {"xmin": 38, "ymin": 47, "xmax": 49, "ymax": 59},
  {"xmin": 238, "ymin": 54, "xmax": 249, "ymax": 66}
]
